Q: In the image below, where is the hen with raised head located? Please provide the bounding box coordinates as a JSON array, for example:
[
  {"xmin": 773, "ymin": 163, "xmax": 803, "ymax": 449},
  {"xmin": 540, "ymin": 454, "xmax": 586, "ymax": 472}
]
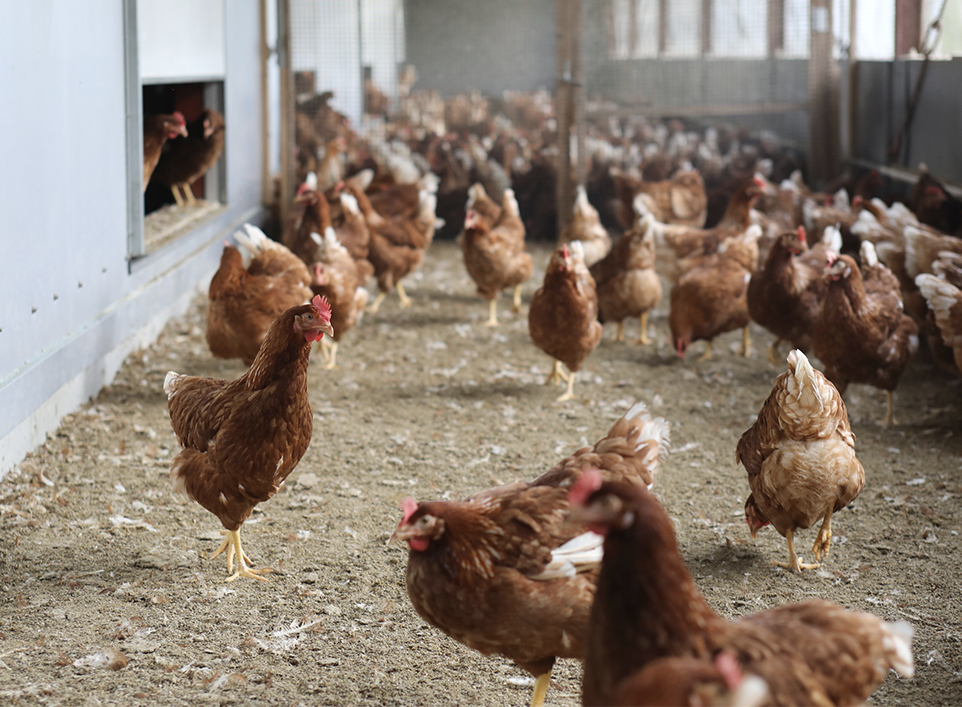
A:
[
  {"xmin": 736, "ymin": 350, "xmax": 864, "ymax": 572},
  {"xmin": 166, "ymin": 295, "xmax": 333, "ymax": 581},
  {"xmin": 309, "ymin": 227, "xmax": 369, "ymax": 369},
  {"xmin": 152, "ymin": 108, "xmax": 225, "ymax": 207},
  {"xmin": 560, "ymin": 185, "xmax": 612, "ymax": 267},
  {"xmin": 612, "ymin": 168, "xmax": 707, "ymax": 229},
  {"xmin": 207, "ymin": 224, "xmax": 314, "ymax": 367},
  {"xmin": 143, "ymin": 112, "xmax": 187, "ymax": 191},
  {"xmin": 462, "ymin": 189, "xmax": 533, "ymax": 325},
  {"xmin": 590, "ymin": 214, "xmax": 662, "ymax": 344},
  {"xmin": 571, "ymin": 475, "xmax": 914, "ymax": 707},
  {"xmin": 393, "ymin": 403, "xmax": 669, "ymax": 707},
  {"xmin": 812, "ymin": 252, "xmax": 919, "ymax": 425},
  {"xmin": 529, "ymin": 241, "xmax": 603, "ymax": 401}
]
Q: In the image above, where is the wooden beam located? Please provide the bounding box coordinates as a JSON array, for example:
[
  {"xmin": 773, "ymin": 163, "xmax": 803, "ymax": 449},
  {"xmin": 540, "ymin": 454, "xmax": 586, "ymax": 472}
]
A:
[
  {"xmin": 895, "ymin": 0, "xmax": 922, "ymax": 56},
  {"xmin": 572, "ymin": 0, "xmax": 586, "ymax": 189},
  {"xmin": 768, "ymin": 0, "xmax": 784, "ymax": 57},
  {"xmin": 586, "ymin": 101, "xmax": 810, "ymax": 119},
  {"xmin": 701, "ymin": 0, "xmax": 712, "ymax": 56},
  {"xmin": 556, "ymin": 0, "xmax": 573, "ymax": 239},
  {"xmin": 808, "ymin": 0, "xmax": 841, "ymax": 184},
  {"xmin": 278, "ymin": 0, "xmax": 294, "ymax": 240},
  {"xmin": 658, "ymin": 0, "xmax": 668, "ymax": 55}
]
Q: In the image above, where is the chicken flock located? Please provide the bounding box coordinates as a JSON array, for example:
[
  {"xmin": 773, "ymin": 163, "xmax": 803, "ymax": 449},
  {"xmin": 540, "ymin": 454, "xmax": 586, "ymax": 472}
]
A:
[{"xmin": 149, "ymin": 86, "xmax": 962, "ymax": 706}]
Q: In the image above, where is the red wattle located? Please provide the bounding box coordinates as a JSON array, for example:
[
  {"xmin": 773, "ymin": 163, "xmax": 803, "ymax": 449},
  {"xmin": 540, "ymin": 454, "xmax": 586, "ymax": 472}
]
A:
[{"xmin": 408, "ymin": 537, "xmax": 430, "ymax": 552}]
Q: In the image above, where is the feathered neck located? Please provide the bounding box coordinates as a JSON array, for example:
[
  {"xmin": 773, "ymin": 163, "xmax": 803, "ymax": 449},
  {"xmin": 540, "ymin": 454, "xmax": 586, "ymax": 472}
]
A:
[
  {"xmin": 209, "ymin": 248, "xmax": 246, "ymax": 295},
  {"xmin": 243, "ymin": 310, "xmax": 312, "ymax": 389},
  {"xmin": 409, "ymin": 501, "xmax": 503, "ymax": 583}
]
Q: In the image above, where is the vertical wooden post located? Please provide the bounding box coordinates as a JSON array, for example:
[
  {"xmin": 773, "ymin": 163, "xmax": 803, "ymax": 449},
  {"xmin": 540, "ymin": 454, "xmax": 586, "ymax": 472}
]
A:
[
  {"xmin": 572, "ymin": 0, "xmax": 586, "ymax": 191},
  {"xmin": 808, "ymin": 0, "xmax": 841, "ymax": 185},
  {"xmin": 260, "ymin": 0, "xmax": 271, "ymax": 208},
  {"xmin": 701, "ymin": 0, "xmax": 712, "ymax": 56},
  {"xmin": 895, "ymin": 0, "xmax": 922, "ymax": 56},
  {"xmin": 278, "ymin": 0, "xmax": 294, "ymax": 239},
  {"xmin": 767, "ymin": 0, "xmax": 784, "ymax": 56},
  {"xmin": 658, "ymin": 0, "xmax": 668, "ymax": 55},
  {"xmin": 846, "ymin": 0, "xmax": 859, "ymax": 162},
  {"xmin": 556, "ymin": 0, "xmax": 573, "ymax": 239}
]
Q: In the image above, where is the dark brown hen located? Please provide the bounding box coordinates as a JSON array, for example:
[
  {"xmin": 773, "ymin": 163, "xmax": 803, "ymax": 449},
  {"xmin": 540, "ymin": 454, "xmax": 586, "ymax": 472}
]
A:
[{"xmin": 570, "ymin": 475, "xmax": 914, "ymax": 707}]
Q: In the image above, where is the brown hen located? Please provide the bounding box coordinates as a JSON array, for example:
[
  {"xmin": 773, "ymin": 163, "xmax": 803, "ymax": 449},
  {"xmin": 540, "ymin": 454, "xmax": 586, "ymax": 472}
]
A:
[
  {"xmin": 571, "ymin": 476, "xmax": 914, "ymax": 707},
  {"xmin": 393, "ymin": 403, "xmax": 670, "ymax": 707},
  {"xmin": 529, "ymin": 241, "xmax": 604, "ymax": 401},
  {"xmin": 206, "ymin": 225, "xmax": 314, "ymax": 367},
  {"xmin": 143, "ymin": 112, "xmax": 187, "ymax": 191},
  {"xmin": 166, "ymin": 295, "xmax": 333, "ymax": 581},
  {"xmin": 737, "ymin": 350, "xmax": 864, "ymax": 572}
]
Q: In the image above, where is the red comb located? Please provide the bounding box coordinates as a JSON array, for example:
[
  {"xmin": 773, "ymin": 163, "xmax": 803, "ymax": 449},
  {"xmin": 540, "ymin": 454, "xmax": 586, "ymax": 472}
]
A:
[
  {"xmin": 311, "ymin": 294, "xmax": 332, "ymax": 322},
  {"xmin": 852, "ymin": 195, "xmax": 863, "ymax": 207},
  {"xmin": 568, "ymin": 469, "xmax": 603, "ymax": 508},
  {"xmin": 400, "ymin": 497, "xmax": 419, "ymax": 524},
  {"xmin": 714, "ymin": 652, "xmax": 743, "ymax": 691},
  {"xmin": 796, "ymin": 226, "xmax": 807, "ymax": 243},
  {"xmin": 752, "ymin": 175, "xmax": 766, "ymax": 188},
  {"xmin": 223, "ymin": 239, "xmax": 230, "ymax": 247},
  {"xmin": 562, "ymin": 243, "xmax": 570, "ymax": 258},
  {"xmin": 925, "ymin": 185, "xmax": 945, "ymax": 196},
  {"xmin": 172, "ymin": 111, "xmax": 185, "ymax": 124}
]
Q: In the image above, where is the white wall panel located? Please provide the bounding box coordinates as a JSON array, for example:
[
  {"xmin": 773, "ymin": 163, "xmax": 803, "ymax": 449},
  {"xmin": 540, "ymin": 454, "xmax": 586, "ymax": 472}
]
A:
[{"xmin": 139, "ymin": 0, "xmax": 226, "ymax": 81}]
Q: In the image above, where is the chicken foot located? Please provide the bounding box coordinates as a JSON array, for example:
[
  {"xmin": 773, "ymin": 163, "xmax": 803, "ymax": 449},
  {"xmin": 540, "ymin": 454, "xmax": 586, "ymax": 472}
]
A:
[
  {"xmin": 545, "ymin": 359, "xmax": 569, "ymax": 386},
  {"xmin": 812, "ymin": 509, "xmax": 834, "ymax": 563},
  {"xmin": 742, "ymin": 325, "xmax": 753, "ymax": 358},
  {"xmin": 181, "ymin": 183, "xmax": 197, "ymax": 205},
  {"xmin": 881, "ymin": 390, "xmax": 897, "ymax": 426},
  {"xmin": 615, "ymin": 321, "xmax": 625, "ymax": 342},
  {"xmin": 530, "ymin": 670, "xmax": 551, "ymax": 707},
  {"xmin": 637, "ymin": 312, "xmax": 652, "ymax": 345},
  {"xmin": 485, "ymin": 298, "xmax": 500, "ymax": 327},
  {"xmin": 396, "ymin": 281, "xmax": 412, "ymax": 308},
  {"xmin": 774, "ymin": 528, "xmax": 820, "ymax": 572},
  {"xmin": 170, "ymin": 185, "xmax": 185, "ymax": 207},
  {"xmin": 210, "ymin": 529, "xmax": 272, "ymax": 582},
  {"xmin": 511, "ymin": 284, "xmax": 524, "ymax": 314},
  {"xmin": 766, "ymin": 337, "xmax": 783, "ymax": 365}
]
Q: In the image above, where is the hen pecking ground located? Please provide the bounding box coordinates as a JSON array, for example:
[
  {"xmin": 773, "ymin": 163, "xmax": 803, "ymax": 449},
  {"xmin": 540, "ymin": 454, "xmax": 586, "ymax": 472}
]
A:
[{"xmin": 0, "ymin": 242, "xmax": 960, "ymax": 706}]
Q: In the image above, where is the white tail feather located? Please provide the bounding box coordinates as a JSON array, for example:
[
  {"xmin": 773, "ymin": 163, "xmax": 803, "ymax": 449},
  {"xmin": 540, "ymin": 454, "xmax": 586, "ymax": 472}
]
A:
[
  {"xmin": 861, "ymin": 240, "xmax": 879, "ymax": 267},
  {"xmin": 529, "ymin": 531, "xmax": 604, "ymax": 580},
  {"xmin": 883, "ymin": 620, "xmax": 915, "ymax": 678},
  {"xmin": 163, "ymin": 371, "xmax": 183, "ymax": 399}
]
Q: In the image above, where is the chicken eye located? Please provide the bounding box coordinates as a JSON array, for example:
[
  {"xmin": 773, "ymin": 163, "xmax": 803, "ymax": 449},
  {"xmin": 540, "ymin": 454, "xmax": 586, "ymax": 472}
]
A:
[{"xmin": 306, "ymin": 314, "xmax": 314, "ymax": 320}]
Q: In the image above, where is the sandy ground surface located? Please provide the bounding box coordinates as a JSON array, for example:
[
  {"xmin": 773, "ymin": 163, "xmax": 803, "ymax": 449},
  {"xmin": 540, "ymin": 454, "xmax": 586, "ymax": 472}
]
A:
[{"xmin": 1, "ymin": 241, "xmax": 960, "ymax": 706}]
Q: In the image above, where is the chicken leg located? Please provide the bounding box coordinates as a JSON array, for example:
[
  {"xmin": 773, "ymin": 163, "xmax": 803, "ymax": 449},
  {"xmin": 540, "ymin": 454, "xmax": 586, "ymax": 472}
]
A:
[
  {"xmin": 511, "ymin": 284, "xmax": 524, "ymax": 314},
  {"xmin": 766, "ymin": 337, "xmax": 783, "ymax": 365},
  {"xmin": 322, "ymin": 341, "xmax": 339, "ymax": 370},
  {"xmin": 545, "ymin": 359, "xmax": 569, "ymax": 386},
  {"xmin": 170, "ymin": 185, "xmax": 185, "ymax": 207},
  {"xmin": 742, "ymin": 325, "xmax": 753, "ymax": 357},
  {"xmin": 369, "ymin": 291, "xmax": 387, "ymax": 314},
  {"xmin": 556, "ymin": 370, "xmax": 577, "ymax": 402},
  {"xmin": 182, "ymin": 183, "xmax": 197, "ymax": 205},
  {"xmin": 396, "ymin": 281, "xmax": 412, "ymax": 308},
  {"xmin": 209, "ymin": 529, "xmax": 272, "ymax": 582},
  {"xmin": 774, "ymin": 528, "xmax": 819, "ymax": 572},
  {"xmin": 637, "ymin": 312, "xmax": 651, "ymax": 345},
  {"xmin": 531, "ymin": 670, "xmax": 551, "ymax": 707},
  {"xmin": 485, "ymin": 298, "xmax": 499, "ymax": 327},
  {"xmin": 882, "ymin": 391, "xmax": 897, "ymax": 426},
  {"xmin": 812, "ymin": 508, "xmax": 834, "ymax": 563},
  {"xmin": 615, "ymin": 321, "xmax": 625, "ymax": 342},
  {"xmin": 697, "ymin": 340, "xmax": 713, "ymax": 362}
]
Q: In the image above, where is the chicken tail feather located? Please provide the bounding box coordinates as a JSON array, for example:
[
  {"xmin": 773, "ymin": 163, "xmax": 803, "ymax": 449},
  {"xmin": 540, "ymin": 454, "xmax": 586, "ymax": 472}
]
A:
[
  {"xmin": 164, "ymin": 371, "xmax": 185, "ymax": 399},
  {"xmin": 611, "ymin": 402, "xmax": 671, "ymax": 485}
]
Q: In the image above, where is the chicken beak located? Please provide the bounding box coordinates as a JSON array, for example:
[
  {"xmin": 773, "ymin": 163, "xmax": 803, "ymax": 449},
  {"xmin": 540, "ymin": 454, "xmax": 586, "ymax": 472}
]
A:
[{"xmin": 316, "ymin": 322, "xmax": 335, "ymax": 341}]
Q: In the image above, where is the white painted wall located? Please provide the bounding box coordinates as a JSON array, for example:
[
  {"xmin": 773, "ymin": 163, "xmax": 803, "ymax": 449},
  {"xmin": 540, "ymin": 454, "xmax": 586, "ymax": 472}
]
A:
[
  {"xmin": 139, "ymin": 0, "xmax": 226, "ymax": 81},
  {"xmin": 0, "ymin": 1, "xmax": 266, "ymax": 478}
]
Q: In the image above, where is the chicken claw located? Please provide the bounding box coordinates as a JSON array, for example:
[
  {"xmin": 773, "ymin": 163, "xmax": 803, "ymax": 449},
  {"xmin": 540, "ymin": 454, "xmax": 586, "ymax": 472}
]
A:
[
  {"xmin": 774, "ymin": 529, "xmax": 820, "ymax": 572},
  {"xmin": 556, "ymin": 371, "xmax": 577, "ymax": 402},
  {"xmin": 742, "ymin": 325, "xmax": 752, "ymax": 358},
  {"xmin": 511, "ymin": 284, "xmax": 524, "ymax": 314},
  {"xmin": 812, "ymin": 511, "xmax": 834, "ymax": 563},
  {"xmin": 322, "ymin": 341, "xmax": 339, "ymax": 370},
  {"xmin": 697, "ymin": 340, "xmax": 713, "ymax": 362},
  {"xmin": 396, "ymin": 282, "xmax": 412, "ymax": 308},
  {"xmin": 210, "ymin": 529, "xmax": 272, "ymax": 582}
]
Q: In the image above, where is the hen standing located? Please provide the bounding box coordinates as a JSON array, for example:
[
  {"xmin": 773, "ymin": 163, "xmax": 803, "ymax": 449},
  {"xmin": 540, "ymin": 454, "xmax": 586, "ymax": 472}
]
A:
[
  {"xmin": 462, "ymin": 189, "xmax": 533, "ymax": 325},
  {"xmin": 529, "ymin": 242, "xmax": 604, "ymax": 401},
  {"xmin": 560, "ymin": 185, "xmax": 612, "ymax": 267},
  {"xmin": 392, "ymin": 403, "xmax": 669, "ymax": 707},
  {"xmin": 590, "ymin": 214, "xmax": 662, "ymax": 344},
  {"xmin": 152, "ymin": 108, "xmax": 225, "ymax": 207},
  {"xmin": 143, "ymin": 112, "xmax": 187, "ymax": 191},
  {"xmin": 812, "ymin": 253, "xmax": 919, "ymax": 425},
  {"xmin": 570, "ymin": 474, "xmax": 914, "ymax": 707},
  {"xmin": 736, "ymin": 350, "xmax": 865, "ymax": 571},
  {"xmin": 165, "ymin": 295, "xmax": 333, "ymax": 581},
  {"xmin": 310, "ymin": 227, "xmax": 369, "ymax": 369},
  {"xmin": 206, "ymin": 224, "xmax": 314, "ymax": 366}
]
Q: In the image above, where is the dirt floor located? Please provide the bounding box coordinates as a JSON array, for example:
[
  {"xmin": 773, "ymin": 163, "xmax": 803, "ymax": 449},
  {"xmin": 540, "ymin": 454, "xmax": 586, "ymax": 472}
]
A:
[{"xmin": 1, "ymin": 241, "xmax": 961, "ymax": 706}]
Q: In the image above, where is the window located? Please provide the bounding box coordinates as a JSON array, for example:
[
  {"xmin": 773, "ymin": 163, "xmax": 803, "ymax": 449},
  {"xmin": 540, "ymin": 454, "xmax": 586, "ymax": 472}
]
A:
[{"xmin": 124, "ymin": 0, "xmax": 228, "ymax": 261}]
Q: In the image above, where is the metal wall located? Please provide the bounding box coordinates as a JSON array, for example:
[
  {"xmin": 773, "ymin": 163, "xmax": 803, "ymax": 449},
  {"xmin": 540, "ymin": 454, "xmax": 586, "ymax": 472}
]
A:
[
  {"xmin": 851, "ymin": 58, "xmax": 962, "ymax": 185},
  {"xmin": 0, "ymin": 1, "xmax": 267, "ymax": 477},
  {"xmin": 404, "ymin": 0, "xmax": 557, "ymax": 96}
]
